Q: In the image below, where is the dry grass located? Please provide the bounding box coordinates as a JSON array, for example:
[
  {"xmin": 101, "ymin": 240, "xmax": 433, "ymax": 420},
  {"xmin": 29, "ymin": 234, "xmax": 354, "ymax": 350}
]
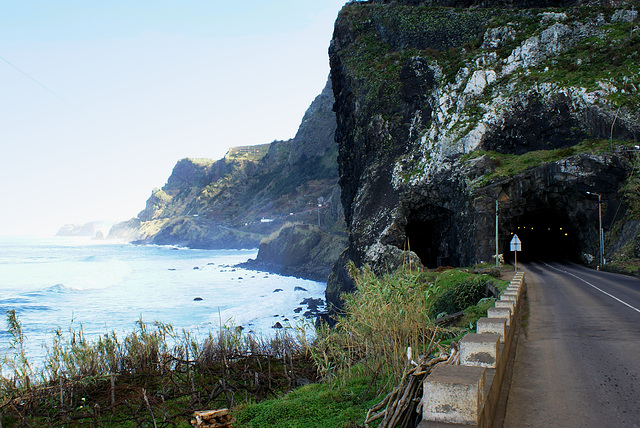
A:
[
  {"xmin": 0, "ymin": 312, "xmax": 315, "ymax": 426},
  {"xmin": 311, "ymin": 265, "xmax": 445, "ymax": 389}
]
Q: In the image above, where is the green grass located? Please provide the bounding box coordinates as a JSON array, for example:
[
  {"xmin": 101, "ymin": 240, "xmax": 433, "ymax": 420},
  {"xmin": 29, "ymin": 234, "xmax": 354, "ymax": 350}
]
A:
[
  {"xmin": 236, "ymin": 265, "xmax": 510, "ymax": 427},
  {"xmin": 235, "ymin": 375, "xmax": 383, "ymax": 428},
  {"xmin": 604, "ymin": 259, "xmax": 640, "ymax": 276},
  {"xmin": 338, "ymin": 4, "xmax": 492, "ymax": 129},
  {"xmin": 458, "ymin": 298, "xmax": 498, "ymax": 331},
  {"xmin": 430, "ymin": 269, "xmax": 507, "ymax": 319},
  {"xmin": 526, "ymin": 21, "xmax": 640, "ymax": 110},
  {"xmin": 621, "ymin": 156, "xmax": 640, "ymax": 220},
  {"xmin": 226, "ymin": 144, "xmax": 271, "ymax": 162},
  {"xmin": 465, "ymin": 140, "xmax": 639, "ymax": 187}
]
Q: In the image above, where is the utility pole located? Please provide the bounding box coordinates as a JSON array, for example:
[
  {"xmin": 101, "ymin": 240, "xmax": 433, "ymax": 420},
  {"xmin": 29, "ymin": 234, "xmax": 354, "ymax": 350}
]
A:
[
  {"xmin": 599, "ymin": 193, "xmax": 604, "ymax": 267},
  {"xmin": 586, "ymin": 191, "xmax": 604, "ymax": 268},
  {"xmin": 495, "ymin": 200, "xmax": 499, "ymax": 267},
  {"xmin": 495, "ymin": 192, "xmax": 509, "ymax": 266}
]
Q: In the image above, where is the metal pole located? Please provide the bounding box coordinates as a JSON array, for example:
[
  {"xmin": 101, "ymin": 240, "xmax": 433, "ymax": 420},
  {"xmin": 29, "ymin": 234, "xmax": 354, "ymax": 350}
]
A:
[
  {"xmin": 496, "ymin": 200, "xmax": 499, "ymax": 267},
  {"xmin": 587, "ymin": 191, "xmax": 604, "ymax": 268},
  {"xmin": 598, "ymin": 194, "xmax": 604, "ymax": 266},
  {"xmin": 514, "ymin": 249, "xmax": 517, "ymax": 273}
]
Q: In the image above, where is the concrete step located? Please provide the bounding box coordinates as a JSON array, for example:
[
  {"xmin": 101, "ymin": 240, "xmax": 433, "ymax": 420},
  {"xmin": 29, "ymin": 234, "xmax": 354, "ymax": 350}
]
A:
[
  {"xmin": 417, "ymin": 272, "xmax": 525, "ymax": 427},
  {"xmin": 477, "ymin": 317, "xmax": 507, "ymax": 342},
  {"xmin": 460, "ymin": 332, "xmax": 501, "ymax": 367},
  {"xmin": 487, "ymin": 306, "xmax": 512, "ymax": 326},
  {"xmin": 495, "ymin": 299, "xmax": 515, "ymax": 311},
  {"xmin": 422, "ymin": 364, "xmax": 486, "ymax": 425}
]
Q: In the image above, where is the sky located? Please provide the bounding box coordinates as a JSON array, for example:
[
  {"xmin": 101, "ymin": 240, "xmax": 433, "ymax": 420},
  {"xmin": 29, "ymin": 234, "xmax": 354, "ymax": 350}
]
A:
[{"xmin": 0, "ymin": 0, "xmax": 348, "ymax": 236}]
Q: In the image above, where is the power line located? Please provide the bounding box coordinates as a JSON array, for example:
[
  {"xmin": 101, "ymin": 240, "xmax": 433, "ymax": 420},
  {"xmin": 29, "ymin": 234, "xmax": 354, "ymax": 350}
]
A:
[{"xmin": 0, "ymin": 55, "xmax": 77, "ymax": 110}]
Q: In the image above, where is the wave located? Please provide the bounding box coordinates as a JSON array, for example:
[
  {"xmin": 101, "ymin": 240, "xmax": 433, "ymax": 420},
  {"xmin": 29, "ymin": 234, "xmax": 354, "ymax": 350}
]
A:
[
  {"xmin": 24, "ymin": 283, "xmax": 72, "ymax": 296},
  {"xmin": 51, "ymin": 259, "xmax": 133, "ymax": 291},
  {"xmin": 0, "ymin": 304, "xmax": 51, "ymax": 312},
  {"xmin": 0, "ymin": 294, "xmax": 52, "ymax": 313},
  {"xmin": 0, "ymin": 297, "xmax": 33, "ymax": 304},
  {"xmin": 46, "ymin": 283, "xmax": 71, "ymax": 293}
]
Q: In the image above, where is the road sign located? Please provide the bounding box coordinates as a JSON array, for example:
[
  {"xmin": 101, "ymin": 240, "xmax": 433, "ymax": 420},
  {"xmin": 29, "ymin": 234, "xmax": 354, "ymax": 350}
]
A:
[
  {"xmin": 510, "ymin": 234, "xmax": 521, "ymax": 252},
  {"xmin": 510, "ymin": 234, "xmax": 521, "ymax": 272}
]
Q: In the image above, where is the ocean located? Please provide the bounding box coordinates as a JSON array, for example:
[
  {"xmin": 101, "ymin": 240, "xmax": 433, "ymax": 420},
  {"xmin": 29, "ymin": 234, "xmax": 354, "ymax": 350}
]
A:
[{"xmin": 0, "ymin": 236, "xmax": 326, "ymax": 366}]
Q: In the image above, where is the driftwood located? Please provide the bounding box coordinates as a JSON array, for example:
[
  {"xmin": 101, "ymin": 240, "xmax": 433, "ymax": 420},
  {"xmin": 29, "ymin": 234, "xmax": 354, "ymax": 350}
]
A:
[
  {"xmin": 364, "ymin": 339, "xmax": 459, "ymax": 428},
  {"xmin": 434, "ymin": 311, "xmax": 464, "ymax": 326},
  {"xmin": 191, "ymin": 408, "xmax": 236, "ymax": 428}
]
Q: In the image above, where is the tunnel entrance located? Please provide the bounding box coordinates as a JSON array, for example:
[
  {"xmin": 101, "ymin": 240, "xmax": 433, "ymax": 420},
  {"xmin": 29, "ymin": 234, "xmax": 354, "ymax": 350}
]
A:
[
  {"xmin": 405, "ymin": 207, "xmax": 456, "ymax": 268},
  {"xmin": 504, "ymin": 209, "xmax": 581, "ymax": 262}
]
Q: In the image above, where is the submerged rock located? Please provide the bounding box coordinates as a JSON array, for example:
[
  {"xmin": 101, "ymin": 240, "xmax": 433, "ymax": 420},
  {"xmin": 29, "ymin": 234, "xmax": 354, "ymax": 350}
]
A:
[{"xmin": 300, "ymin": 297, "xmax": 325, "ymax": 311}]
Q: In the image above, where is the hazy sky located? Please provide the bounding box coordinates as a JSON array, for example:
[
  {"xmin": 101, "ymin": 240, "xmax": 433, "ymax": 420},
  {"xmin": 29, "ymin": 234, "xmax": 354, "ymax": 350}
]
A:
[{"xmin": 1, "ymin": 0, "xmax": 347, "ymax": 236}]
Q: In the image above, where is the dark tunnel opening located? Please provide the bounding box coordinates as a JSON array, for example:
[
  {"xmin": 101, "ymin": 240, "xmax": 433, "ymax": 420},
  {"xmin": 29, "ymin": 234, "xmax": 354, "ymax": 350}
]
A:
[
  {"xmin": 504, "ymin": 209, "xmax": 582, "ymax": 263},
  {"xmin": 405, "ymin": 208, "xmax": 455, "ymax": 268}
]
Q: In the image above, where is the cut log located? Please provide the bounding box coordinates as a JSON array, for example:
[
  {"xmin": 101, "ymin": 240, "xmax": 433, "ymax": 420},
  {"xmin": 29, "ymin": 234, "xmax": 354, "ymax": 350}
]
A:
[
  {"xmin": 194, "ymin": 409, "xmax": 230, "ymax": 418},
  {"xmin": 191, "ymin": 408, "xmax": 235, "ymax": 428}
]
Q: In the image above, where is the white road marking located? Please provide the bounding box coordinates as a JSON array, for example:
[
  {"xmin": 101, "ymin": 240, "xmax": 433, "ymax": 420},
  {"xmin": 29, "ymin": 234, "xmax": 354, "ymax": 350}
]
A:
[{"xmin": 542, "ymin": 262, "xmax": 640, "ymax": 315}]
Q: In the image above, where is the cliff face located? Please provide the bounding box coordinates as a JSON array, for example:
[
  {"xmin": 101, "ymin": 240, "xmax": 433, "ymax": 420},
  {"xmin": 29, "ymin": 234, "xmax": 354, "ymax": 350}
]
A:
[
  {"xmin": 327, "ymin": 1, "xmax": 640, "ymax": 307},
  {"xmin": 56, "ymin": 221, "xmax": 113, "ymax": 238},
  {"xmin": 110, "ymin": 79, "xmax": 346, "ymax": 259},
  {"xmin": 241, "ymin": 222, "xmax": 347, "ymax": 282}
]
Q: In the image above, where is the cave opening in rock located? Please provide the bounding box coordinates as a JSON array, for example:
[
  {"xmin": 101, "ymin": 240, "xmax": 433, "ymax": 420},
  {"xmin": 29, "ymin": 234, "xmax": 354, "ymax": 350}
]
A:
[
  {"xmin": 405, "ymin": 208, "xmax": 455, "ymax": 268},
  {"xmin": 504, "ymin": 209, "xmax": 581, "ymax": 262}
]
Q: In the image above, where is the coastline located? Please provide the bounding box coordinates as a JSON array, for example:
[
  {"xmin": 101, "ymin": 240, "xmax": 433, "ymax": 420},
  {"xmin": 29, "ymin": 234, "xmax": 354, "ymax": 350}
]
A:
[{"xmin": 0, "ymin": 237, "xmax": 326, "ymax": 365}]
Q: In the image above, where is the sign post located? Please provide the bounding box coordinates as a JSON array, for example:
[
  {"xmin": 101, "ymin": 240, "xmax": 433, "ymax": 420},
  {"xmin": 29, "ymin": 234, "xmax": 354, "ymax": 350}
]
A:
[{"xmin": 510, "ymin": 234, "xmax": 521, "ymax": 272}]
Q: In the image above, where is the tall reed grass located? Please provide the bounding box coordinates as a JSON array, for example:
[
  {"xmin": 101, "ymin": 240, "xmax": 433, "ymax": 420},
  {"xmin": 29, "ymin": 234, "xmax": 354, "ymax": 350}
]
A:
[
  {"xmin": 1, "ymin": 266, "xmax": 506, "ymax": 426},
  {"xmin": 0, "ymin": 312, "xmax": 315, "ymax": 426},
  {"xmin": 311, "ymin": 265, "xmax": 447, "ymax": 389}
]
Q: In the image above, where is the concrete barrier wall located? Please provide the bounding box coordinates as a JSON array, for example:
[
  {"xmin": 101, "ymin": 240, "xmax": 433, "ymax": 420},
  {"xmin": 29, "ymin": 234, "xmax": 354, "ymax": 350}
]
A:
[{"xmin": 419, "ymin": 271, "xmax": 525, "ymax": 427}]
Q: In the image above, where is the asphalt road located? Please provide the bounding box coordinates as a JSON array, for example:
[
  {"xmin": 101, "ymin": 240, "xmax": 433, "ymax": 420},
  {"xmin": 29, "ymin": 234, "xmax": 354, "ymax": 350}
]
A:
[{"xmin": 501, "ymin": 262, "xmax": 640, "ymax": 427}]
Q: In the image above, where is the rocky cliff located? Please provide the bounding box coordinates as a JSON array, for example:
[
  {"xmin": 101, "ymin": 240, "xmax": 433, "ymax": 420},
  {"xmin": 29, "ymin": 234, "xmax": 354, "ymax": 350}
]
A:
[
  {"xmin": 326, "ymin": 0, "xmax": 640, "ymax": 308},
  {"xmin": 56, "ymin": 221, "xmax": 113, "ymax": 238},
  {"xmin": 110, "ymin": 79, "xmax": 347, "ymax": 271},
  {"xmin": 240, "ymin": 222, "xmax": 347, "ymax": 282}
]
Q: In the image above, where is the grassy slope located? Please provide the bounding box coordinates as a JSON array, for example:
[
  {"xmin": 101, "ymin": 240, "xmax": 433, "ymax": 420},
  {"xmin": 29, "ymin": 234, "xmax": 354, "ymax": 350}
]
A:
[{"xmin": 235, "ymin": 266, "xmax": 509, "ymax": 428}]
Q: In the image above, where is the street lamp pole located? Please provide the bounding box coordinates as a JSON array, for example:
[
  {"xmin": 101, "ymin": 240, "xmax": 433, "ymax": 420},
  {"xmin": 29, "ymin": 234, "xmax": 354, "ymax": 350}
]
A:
[
  {"xmin": 587, "ymin": 191, "xmax": 604, "ymax": 268},
  {"xmin": 598, "ymin": 193, "xmax": 604, "ymax": 267},
  {"xmin": 495, "ymin": 199, "xmax": 499, "ymax": 268}
]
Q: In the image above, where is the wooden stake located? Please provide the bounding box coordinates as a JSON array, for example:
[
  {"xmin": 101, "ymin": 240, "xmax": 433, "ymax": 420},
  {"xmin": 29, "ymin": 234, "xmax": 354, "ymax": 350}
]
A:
[{"xmin": 110, "ymin": 373, "xmax": 115, "ymax": 407}]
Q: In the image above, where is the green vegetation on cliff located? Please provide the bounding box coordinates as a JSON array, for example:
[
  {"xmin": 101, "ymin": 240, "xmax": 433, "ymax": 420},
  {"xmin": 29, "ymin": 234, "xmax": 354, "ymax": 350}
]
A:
[
  {"xmin": 328, "ymin": 0, "xmax": 640, "ymax": 305},
  {"xmin": 464, "ymin": 139, "xmax": 640, "ymax": 187},
  {"xmin": 109, "ymin": 80, "xmax": 345, "ymax": 267},
  {"xmin": 341, "ymin": 4, "xmax": 490, "ymax": 79}
]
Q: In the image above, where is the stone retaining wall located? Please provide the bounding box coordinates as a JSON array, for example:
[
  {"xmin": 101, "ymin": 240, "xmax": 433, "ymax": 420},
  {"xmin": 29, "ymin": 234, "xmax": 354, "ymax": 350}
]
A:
[{"xmin": 418, "ymin": 271, "xmax": 525, "ymax": 427}]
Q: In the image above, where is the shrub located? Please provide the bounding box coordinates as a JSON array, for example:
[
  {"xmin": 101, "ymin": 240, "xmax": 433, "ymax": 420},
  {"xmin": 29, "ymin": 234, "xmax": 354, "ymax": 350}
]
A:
[{"xmin": 430, "ymin": 270, "xmax": 494, "ymax": 318}]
